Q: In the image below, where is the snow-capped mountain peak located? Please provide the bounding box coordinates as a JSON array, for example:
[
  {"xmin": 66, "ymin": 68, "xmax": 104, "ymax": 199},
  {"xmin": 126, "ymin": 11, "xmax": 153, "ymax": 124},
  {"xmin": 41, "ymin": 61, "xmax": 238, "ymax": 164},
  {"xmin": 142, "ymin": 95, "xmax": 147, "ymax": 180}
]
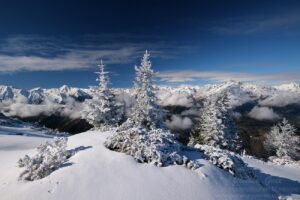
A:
[
  {"xmin": 0, "ymin": 85, "xmax": 15, "ymax": 100},
  {"xmin": 59, "ymin": 85, "xmax": 70, "ymax": 93}
]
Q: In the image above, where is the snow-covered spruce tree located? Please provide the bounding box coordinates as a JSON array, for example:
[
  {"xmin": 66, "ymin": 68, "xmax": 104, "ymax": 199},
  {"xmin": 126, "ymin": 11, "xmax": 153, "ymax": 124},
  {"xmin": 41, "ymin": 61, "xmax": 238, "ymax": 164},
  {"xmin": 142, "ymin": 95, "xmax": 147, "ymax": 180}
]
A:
[
  {"xmin": 189, "ymin": 95, "xmax": 221, "ymax": 146},
  {"xmin": 18, "ymin": 137, "xmax": 70, "ymax": 181},
  {"xmin": 190, "ymin": 91, "xmax": 242, "ymax": 152},
  {"xmin": 215, "ymin": 91, "xmax": 243, "ymax": 152},
  {"xmin": 264, "ymin": 118, "xmax": 299, "ymax": 164},
  {"xmin": 130, "ymin": 50, "xmax": 163, "ymax": 129},
  {"xmin": 189, "ymin": 92, "xmax": 249, "ymax": 177},
  {"xmin": 82, "ymin": 60, "xmax": 123, "ymax": 130},
  {"xmin": 105, "ymin": 51, "xmax": 200, "ymax": 169}
]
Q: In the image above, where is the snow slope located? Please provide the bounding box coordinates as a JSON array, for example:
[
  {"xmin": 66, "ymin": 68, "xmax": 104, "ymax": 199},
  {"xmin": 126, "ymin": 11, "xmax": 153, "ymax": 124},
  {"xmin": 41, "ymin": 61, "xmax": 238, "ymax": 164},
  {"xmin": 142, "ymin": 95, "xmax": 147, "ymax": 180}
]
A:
[
  {"xmin": 243, "ymin": 157, "xmax": 300, "ymax": 199},
  {"xmin": 1, "ymin": 131, "xmax": 299, "ymax": 200},
  {"xmin": 0, "ymin": 114, "xmax": 67, "ymax": 138}
]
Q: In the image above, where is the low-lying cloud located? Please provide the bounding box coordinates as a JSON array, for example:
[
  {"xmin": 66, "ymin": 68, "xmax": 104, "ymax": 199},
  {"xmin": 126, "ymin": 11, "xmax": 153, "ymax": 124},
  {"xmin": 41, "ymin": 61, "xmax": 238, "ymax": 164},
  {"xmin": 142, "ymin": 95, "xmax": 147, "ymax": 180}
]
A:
[
  {"xmin": 157, "ymin": 90, "xmax": 194, "ymax": 107},
  {"xmin": 166, "ymin": 115, "xmax": 193, "ymax": 131},
  {"xmin": 0, "ymin": 96, "xmax": 85, "ymax": 119},
  {"xmin": 259, "ymin": 92, "xmax": 300, "ymax": 107},
  {"xmin": 247, "ymin": 106, "xmax": 279, "ymax": 121}
]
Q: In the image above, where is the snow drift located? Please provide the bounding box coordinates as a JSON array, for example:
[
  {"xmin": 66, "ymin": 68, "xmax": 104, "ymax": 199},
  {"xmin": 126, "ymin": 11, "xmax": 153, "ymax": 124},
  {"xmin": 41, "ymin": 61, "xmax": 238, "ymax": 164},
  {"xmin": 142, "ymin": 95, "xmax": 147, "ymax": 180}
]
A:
[{"xmin": 0, "ymin": 131, "xmax": 299, "ymax": 200}]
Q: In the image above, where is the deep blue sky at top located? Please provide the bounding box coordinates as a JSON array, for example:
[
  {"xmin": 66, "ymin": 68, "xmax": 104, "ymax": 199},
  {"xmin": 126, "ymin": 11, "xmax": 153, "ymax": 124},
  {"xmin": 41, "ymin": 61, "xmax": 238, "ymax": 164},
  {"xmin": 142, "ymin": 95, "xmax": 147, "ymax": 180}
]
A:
[{"xmin": 0, "ymin": 0, "xmax": 299, "ymax": 89}]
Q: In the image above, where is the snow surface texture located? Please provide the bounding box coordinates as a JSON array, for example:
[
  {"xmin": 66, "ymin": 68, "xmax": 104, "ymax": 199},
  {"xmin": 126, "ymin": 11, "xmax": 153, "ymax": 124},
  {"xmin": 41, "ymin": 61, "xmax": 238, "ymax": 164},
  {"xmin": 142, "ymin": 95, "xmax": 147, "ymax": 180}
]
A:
[{"xmin": 1, "ymin": 131, "xmax": 300, "ymax": 200}]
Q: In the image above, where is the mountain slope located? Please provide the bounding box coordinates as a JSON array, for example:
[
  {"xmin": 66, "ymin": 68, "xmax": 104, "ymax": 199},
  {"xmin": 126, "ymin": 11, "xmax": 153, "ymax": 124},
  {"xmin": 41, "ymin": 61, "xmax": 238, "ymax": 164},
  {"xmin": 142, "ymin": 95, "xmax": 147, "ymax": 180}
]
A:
[
  {"xmin": 1, "ymin": 131, "xmax": 299, "ymax": 200},
  {"xmin": 0, "ymin": 113, "xmax": 67, "ymax": 137}
]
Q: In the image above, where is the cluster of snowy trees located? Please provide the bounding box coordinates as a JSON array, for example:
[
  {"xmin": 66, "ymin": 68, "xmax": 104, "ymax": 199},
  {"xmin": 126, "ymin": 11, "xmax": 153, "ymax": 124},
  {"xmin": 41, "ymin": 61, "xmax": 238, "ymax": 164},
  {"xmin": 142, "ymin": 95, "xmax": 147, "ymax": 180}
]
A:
[
  {"xmin": 82, "ymin": 51, "xmax": 163, "ymax": 131},
  {"xmin": 104, "ymin": 51, "xmax": 199, "ymax": 169},
  {"xmin": 79, "ymin": 50, "xmax": 299, "ymax": 167},
  {"xmin": 264, "ymin": 118, "xmax": 299, "ymax": 164},
  {"xmin": 188, "ymin": 92, "xmax": 251, "ymax": 175},
  {"xmin": 189, "ymin": 90, "xmax": 299, "ymax": 166},
  {"xmin": 81, "ymin": 50, "xmax": 299, "ymax": 169},
  {"xmin": 16, "ymin": 51, "xmax": 199, "ymax": 183},
  {"xmin": 189, "ymin": 91, "xmax": 242, "ymax": 153}
]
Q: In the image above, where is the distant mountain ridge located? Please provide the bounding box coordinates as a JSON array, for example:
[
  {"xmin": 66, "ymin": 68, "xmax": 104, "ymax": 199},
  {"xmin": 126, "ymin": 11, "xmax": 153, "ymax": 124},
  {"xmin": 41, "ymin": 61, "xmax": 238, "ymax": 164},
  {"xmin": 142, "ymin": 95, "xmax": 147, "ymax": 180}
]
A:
[
  {"xmin": 0, "ymin": 81, "xmax": 299, "ymax": 108},
  {"xmin": 0, "ymin": 85, "xmax": 92, "ymax": 104}
]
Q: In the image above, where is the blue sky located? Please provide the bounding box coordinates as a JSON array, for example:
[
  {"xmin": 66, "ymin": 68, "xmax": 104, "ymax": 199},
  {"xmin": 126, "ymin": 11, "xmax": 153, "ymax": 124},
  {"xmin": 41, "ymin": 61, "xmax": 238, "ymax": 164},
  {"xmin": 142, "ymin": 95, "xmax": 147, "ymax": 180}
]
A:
[{"xmin": 0, "ymin": 0, "xmax": 299, "ymax": 89}]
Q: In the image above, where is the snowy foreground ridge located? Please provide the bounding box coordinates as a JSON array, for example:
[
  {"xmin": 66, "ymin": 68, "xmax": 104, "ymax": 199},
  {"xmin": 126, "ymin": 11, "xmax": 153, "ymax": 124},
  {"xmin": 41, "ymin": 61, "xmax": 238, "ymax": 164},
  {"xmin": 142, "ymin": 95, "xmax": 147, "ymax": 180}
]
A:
[{"xmin": 1, "ymin": 131, "xmax": 299, "ymax": 200}]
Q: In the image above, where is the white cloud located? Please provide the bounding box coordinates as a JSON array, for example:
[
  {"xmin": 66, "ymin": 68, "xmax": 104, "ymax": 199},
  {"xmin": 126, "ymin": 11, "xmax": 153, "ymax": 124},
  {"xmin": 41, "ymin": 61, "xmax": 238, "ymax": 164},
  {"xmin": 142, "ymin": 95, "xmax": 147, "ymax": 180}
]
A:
[
  {"xmin": 181, "ymin": 108, "xmax": 200, "ymax": 116},
  {"xmin": 156, "ymin": 70, "xmax": 300, "ymax": 84},
  {"xmin": 166, "ymin": 115, "xmax": 193, "ymax": 130},
  {"xmin": 232, "ymin": 111, "xmax": 242, "ymax": 119},
  {"xmin": 0, "ymin": 96, "xmax": 85, "ymax": 119},
  {"xmin": 0, "ymin": 35, "xmax": 189, "ymax": 72},
  {"xmin": 0, "ymin": 48, "xmax": 140, "ymax": 72},
  {"xmin": 115, "ymin": 91, "xmax": 136, "ymax": 116},
  {"xmin": 247, "ymin": 106, "xmax": 279, "ymax": 121},
  {"xmin": 259, "ymin": 92, "xmax": 300, "ymax": 107},
  {"xmin": 157, "ymin": 90, "xmax": 194, "ymax": 107}
]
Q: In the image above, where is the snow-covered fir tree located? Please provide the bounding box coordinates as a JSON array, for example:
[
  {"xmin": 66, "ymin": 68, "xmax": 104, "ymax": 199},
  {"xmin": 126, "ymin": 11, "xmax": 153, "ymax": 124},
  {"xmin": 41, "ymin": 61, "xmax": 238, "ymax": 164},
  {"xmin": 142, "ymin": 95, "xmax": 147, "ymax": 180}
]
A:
[
  {"xmin": 215, "ymin": 91, "xmax": 243, "ymax": 152},
  {"xmin": 190, "ymin": 91, "xmax": 242, "ymax": 152},
  {"xmin": 189, "ymin": 92, "xmax": 249, "ymax": 176},
  {"xmin": 189, "ymin": 95, "xmax": 221, "ymax": 146},
  {"xmin": 82, "ymin": 60, "xmax": 123, "ymax": 129},
  {"xmin": 264, "ymin": 118, "xmax": 299, "ymax": 164},
  {"xmin": 130, "ymin": 50, "xmax": 163, "ymax": 129}
]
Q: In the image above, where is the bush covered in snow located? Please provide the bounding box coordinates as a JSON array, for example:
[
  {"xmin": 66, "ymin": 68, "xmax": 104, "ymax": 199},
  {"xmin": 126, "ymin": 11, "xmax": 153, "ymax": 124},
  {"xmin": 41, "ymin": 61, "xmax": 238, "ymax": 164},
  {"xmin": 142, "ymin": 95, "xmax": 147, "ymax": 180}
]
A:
[
  {"xmin": 105, "ymin": 127, "xmax": 200, "ymax": 169},
  {"xmin": 194, "ymin": 144, "xmax": 253, "ymax": 179},
  {"xmin": 18, "ymin": 137, "xmax": 70, "ymax": 181}
]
